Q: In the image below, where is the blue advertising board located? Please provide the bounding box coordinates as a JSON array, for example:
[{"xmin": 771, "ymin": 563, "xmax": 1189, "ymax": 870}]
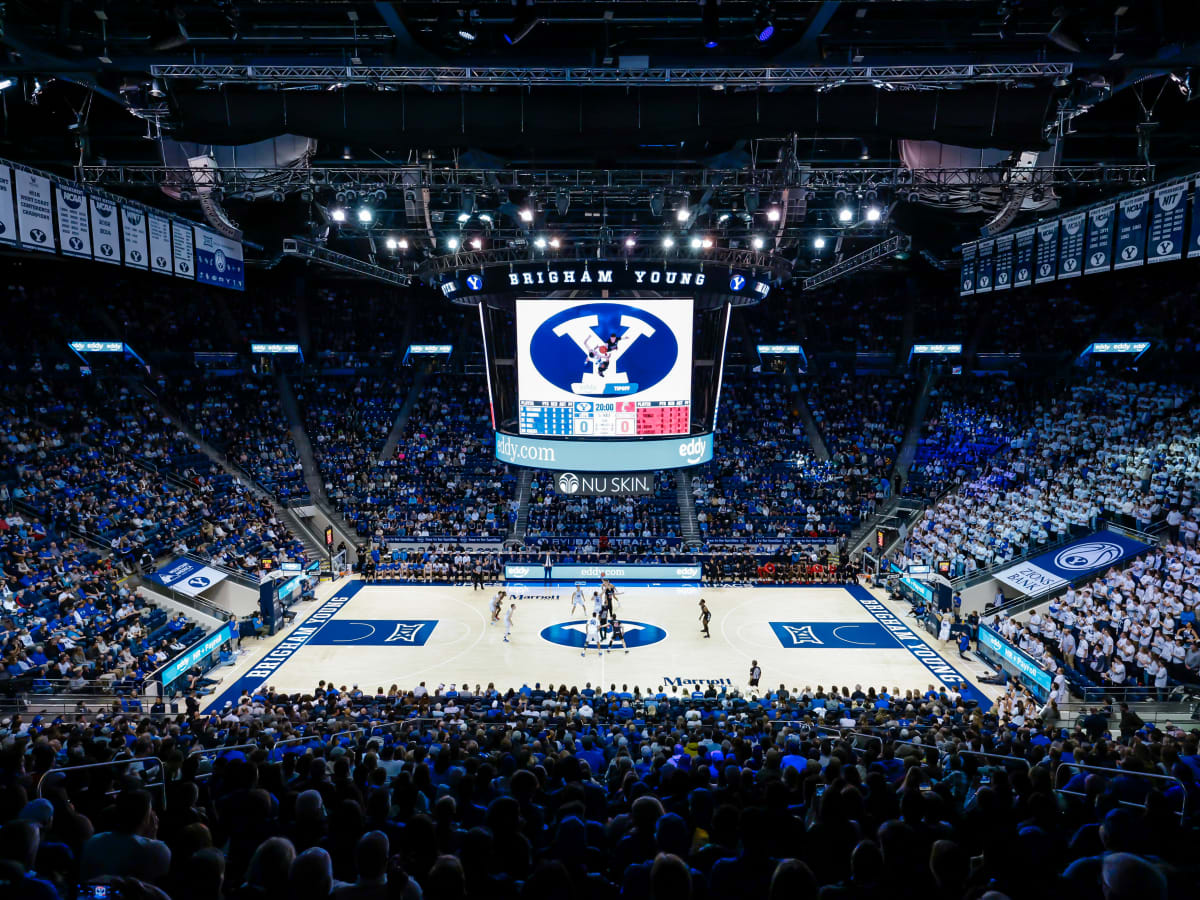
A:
[
  {"xmin": 504, "ymin": 563, "xmax": 702, "ymax": 581},
  {"xmin": 977, "ymin": 624, "xmax": 1053, "ymax": 697},
  {"xmin": 159, "ymin": 620, "xmax": 238, "ymax": 686},
  {"xmin": 495, "ymin": 431, "xmax": 713, "ymax": 471}
]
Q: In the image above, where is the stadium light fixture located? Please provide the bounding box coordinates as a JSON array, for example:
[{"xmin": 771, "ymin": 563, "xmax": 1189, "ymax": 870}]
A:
[
  {"xmin": 837, "ymin": 207, "xmax": 853, "ymax": 223},
  {"xmin": 342, "ymin": 145, "xmax": 352, "ymax": 160},
  {"xmin": 470, "ymin": 237, "xmax": 483, "ymax": 250},
  {"xmin": 446, "ymin": 236, "xmax": 459, "ymax": 250},
  {"xmin": 385, "ymin": 238, "xmax": 397, "ymax": 249},
  {"xmin": 534, "ymin": 237, "xmax": 547, "ymax": 249},
  {"xmin": 662, "ymin": 236, "xmax": 675, "ymax": 248},
  {"xmin": 690, "ymin": 237, "xmax": 703, "ymax": 249},
  {"xmin": 397, "ymin": 238, "xmax": 409, "ymax": 250},
  {"xmin": 457, "ymin": 212, "xmax": 471, "ymax": 224},
  {"xmin": 702, "ymin": 237, "xmax": 714, "ymax": 249},
  {"xmin": 548, "ymin": 237, "xmax": 561, "ymax": 249},
  {"xmin": 717, "ymin": 212, "xmax": 731, "ymax": 224},
  {"xmin": 676, "ymin": 207, "xmax": 690, "ymax": 223},
  {"xmin": 702, "ymin": 0, "xmax": 720, "ymax": 48},
  {"xmin": 751, "ymin": 236, "xmax": 765, "ymax": 250},
  {"xmin": 330, "ymin": 208, "xmax": 347, "ymax": 222},
  {"xmin": 766, "ymin": 207, "xmax": 781, "ymax": 222},
  {"xmin": 755, "ymin": 2, "xmax": 776, "ymax": 42},
  {"xmin": 814, "ymin": 236, "xmax": 826, "ymax": 249},
  {"xmin": 505, "ymin": 0, "xmax": 539, "ymax": 45},
  {"xmin": 865, "ymin": 206, "xmax": 882, "ymax": 222},
  {"xmin": 478, "ymin": 213, "xmax": 494, "ymax": 225},
  {"xmin": 357, "ymin": 208, "xmax": 373, "ymax": 223},
  {"xmin": 519, "ymin": 207, "xmax": 534, "ymax": 222},
  {"xmin": 625, "ymin": 237, "xmax": 636, "ymax": 248}
]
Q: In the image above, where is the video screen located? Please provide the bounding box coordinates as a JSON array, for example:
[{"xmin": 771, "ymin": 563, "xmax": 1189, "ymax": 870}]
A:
[{"xmin": 515, "ymin": 297, "xmax": 694, "ymax": 437}]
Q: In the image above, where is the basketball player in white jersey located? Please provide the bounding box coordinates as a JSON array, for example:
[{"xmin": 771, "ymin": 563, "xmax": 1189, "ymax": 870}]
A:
[
  {"xmin": 570, "ymin": 584, "xmax": 587, "ymax": 615},
  {"xmin": 591, "ymin": 591, "xmax": 603, "ymax": 619},
  {"xmin": 503, "ymin": 603, "xmax": 516, "ymax": 643},
  {"xmin": 582, "ymin": 616, "xmax": 601, "ymax": 658}
]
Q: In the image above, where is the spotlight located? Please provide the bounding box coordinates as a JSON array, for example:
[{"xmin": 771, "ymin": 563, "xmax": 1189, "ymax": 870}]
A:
[
  {"xmin": 865, "ymin": 206, "xmax": 881, "ymax": 222},
  {"xmin": 505, "ymin": 0, "xmax": 540, "ymax": 46},
  {"xmin": 330, "ymin": 208, "xmax": 347, "ymax": 222},
  {"xmin": 859, "ymin": 141, "xmax": 870, "ymax": 160},
  {"xmin": 478, "ymin": 213, "xmax": 494, "ymax": 225},
  {"xmin": 149, "ymin": 78, "xmax": 165, "ymax": 98},
  {"xmin": 357, "ymin": 208, "xmax": 373, "ymax": 223},
  {"xmin": 754, "ymin": 2, "xmax": 775, "ymax": 42},
  {"xmin": 751, "ymin": 236, "xmax": 764, "ymax": 250},
  {"xmin": 335, "ymin": 191, "xmax": 348, "ymax": 204},
  {"xmin": 534, "ymin": 237, "xmax": 547, "ymax": 249},
  {"xmin": 701, "ymin": 0, "xmax": 720, "ymax": 49},
  {"xmin": 457, "ymin": 212, "xmax": 471, "ymax": 224},
  {"xmin": 663, "ymin": 236, "xmax": 675, "ymax": 248},
  {"xmin": 650, "ymin": 192, "xmax": 666, "ymax": 217},
  {"xmin": 373, "ymin": 189, "xmax": 387, "ymax": 203},
  {"xmin": 625, "ymin": 237, "xmax": 636, "ymax": 248},
  {"xmin": 446, "ymin": 237, "xmax": 459, "ymax": 250},
  {"xmin": 1048, "ymin": 12, "xmax": 1085, "ymax": 54},
  {"xmin": 459, "ymin": 27, "xmax": 477, "ymax": 42},
  {"xmin": 342, "ymin": 145, "xmax": 353, "ymax": 160},
  {"xmin": 837, "ymin": 207, "xmax": 853, "ymax": 223},
  {"xmin": 0, "ymin": 79, "xmax": 12, "ymax": 92},
  {"xmin": 397, "ymin": 238, "xmax": 409, "ymax": 250},
  {"xmin": 519, "ymin": 207, "xmax": 534, "ymax": 222},
  {"xmin": 701, "ymin": 237, "xmax": 714, "ymax": 249},
  {"xmin": 470, "ymin": 237, "xmax": 483, "ymax": 250},
  {"xmin": 766, "ymin": 207, "xmax": 781, "ymax": 222},
  {"xmin": 271, "ymin": 191, "xmax": 285, "ymax": 203},
  {"xmin": 814, "ymin": 236, "xmax": 826, "ymax": 249},
  {"xmin": 385, "ymin": 238, "xmax": 397, "ymax": 250},
  {"xmin": 548, "ymin": 237, "xmax": 560, "ymax": 249},
  {"xmin": 556, "ymin": 190, "xmax": 570, "ymax": 216},
  {"xmin": 676, "ymin": 208, "xmax": 690, "ymax": 223},
  {"xmin": 717, "ymin": 213, "xmax": 731, "ymax": 224},
  {"xmin": 690, "ymin": 237, "xmax": 703, "ymax": 249}
]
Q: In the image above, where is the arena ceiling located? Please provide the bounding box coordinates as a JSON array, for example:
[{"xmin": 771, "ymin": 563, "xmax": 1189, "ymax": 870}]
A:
[{"xmin": 1, "ymin": 1, "xmax": 1197, "ymax": 279}]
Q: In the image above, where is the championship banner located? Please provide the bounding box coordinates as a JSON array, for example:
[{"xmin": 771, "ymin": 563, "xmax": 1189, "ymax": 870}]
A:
[
  {"xmin": 1057, "ymin": 212, "xmax": 1086, "ymax": 279},
  {"xmin": 148, "ymin": 214, "xmax": 173, "ymax": 274},
  {"xmin": 171, "ymin": 219, "xmax": 194, "ymax": 278},
  {"xmin": 1147, "ymin": 182, "xmax": 1187, "ymax": 263},
  {"xmin": 88, "ymin": 197, "xmax": 120, "ymax": 264},
  {"xmin": 1035, "ymin": 220, "xmax": 1058, "ymax": 283},
  {"xmin": 1083, "ymin": 202, "xmax": 1115, "ymax": 275},
  {"xmin": 0, "ymin": 165, "xmax": 15, "ymax": 246},
  {"xmin": 1013, "ymin": 226, "xmax": 1035, "ymax": 287},
  {"xmin": 975, "ymin": 239, "xmax": 995, "ymax": 293},
  {"xmin": 1189, "ymin": 179, "xmax": 1200, "ymax": 259},
  {"xmin": 1114, "ymin": 192, "xmax": 1149, "ymax": 269},
  {"xmin": 14, "ymin": 169, "xmax": 55, "ymax": 252},
  {"xmin": 993, "ymin": 233, "xmax": 1014, "ymax": 291},
  {"xmin": 121, "ymin": 207, "xmax": 149, "ymax": 269},
  {"xmin": 959, "ymin": 241, "xmax": 976, "ymax": 296},
  {"xmin": 54, "ymin": 185, "xmax": 91, "ymax": 258},
  {"xmin": 194, "ymin": 226, "xmax": 245, "ymax": 290},
  {"xmin": 992, "ymin": 530, "xmax": 1152, "ymax": 596}
]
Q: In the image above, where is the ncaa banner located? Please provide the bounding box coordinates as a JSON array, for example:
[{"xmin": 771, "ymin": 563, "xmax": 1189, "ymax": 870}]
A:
[
  {"xmin": 0, "ymin": 165, "xmax": 15, "ymax": 245},
  {"xmin": 992, "ymin": 529, "xmax": 1152, "ymax": 596},
  {"xmin": 1083, "ymin": 202, "xmax": 1115, "ymax": 275},
  {"xmin": 148, "ymin": 214, "xmax": 173, "ymax": 274},
  {"xmin": 1147, "ymin": 182, "xmax": 1187, "ymax": 263},
  {"xmin": 1057, "ymin": 212, "xmax": 1086, "ymax": 279},
  {"xmin": 88, "ymin": 197, "xmax": 120, "ymax": 264},
  {"xmin": 147, "ymin": 556, "xmax": 229, "ymax": 597},
  {"xmin": 121, "ymin": 207, "xmax": 149, "ymax": 269},
  {"xmin": 54, "ymin": 185, "xmax": 92, "ymax": 258},
  {"xmin": 194, "ymin": 226, "xmax": 245, "ymax": 291},
  {"xmin": 171, "ymin": 219, "xmax": 194, "ymax": 278},
  {"xmin": 975, "ymin": 239, "xmax": 995, "ymax": 293},
  {"xmin": 1034, "ymin": 220, "xmax": 1058, "ymax": 283},
  {"xmin": 1013, "ymin": 226, "xmax": 1035, "ymax": 287},
  {"xmin": 993, "ymin": 233, "xmax": 1014, "ymax": 291},
  {"xmin": 1113, "ymin": 192, "xmax": 1149, "ymax": 269},
  {"xmin": 14, "ymin": 169, "xmax": 55, "ymax": 252},
  {"xmin": 1189, "ymin": 179, "xmax": 1200, "ymax": 259},
  {"xmin": 959, "ymin": 241, "xmax": 976, "ymax": 296}
]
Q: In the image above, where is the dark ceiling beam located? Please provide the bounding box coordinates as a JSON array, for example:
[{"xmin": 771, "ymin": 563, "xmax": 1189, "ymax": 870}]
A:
[
  {"xmin": 372, "ymin": 1, "xmax": 442, "ymax": 64},
  {"xmin": 775, "ymin": 0, "xmax": 840, "ymax": 63}
]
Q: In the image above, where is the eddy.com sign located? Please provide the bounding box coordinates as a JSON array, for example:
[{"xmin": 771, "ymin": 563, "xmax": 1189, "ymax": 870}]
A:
[{"xmin": 494, "ymin": 432, "xmax": 712, "ymax": 471}]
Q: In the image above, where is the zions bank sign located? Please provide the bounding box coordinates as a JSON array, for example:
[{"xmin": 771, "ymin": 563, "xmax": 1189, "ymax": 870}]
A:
[{"xmin": 438, "ymin": 260, "xmax": 771, "ymax": 303}]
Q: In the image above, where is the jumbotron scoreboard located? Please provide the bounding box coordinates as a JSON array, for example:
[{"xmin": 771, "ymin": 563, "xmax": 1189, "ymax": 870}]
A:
[{"xmin": 519, "ymin": 400, "xmax": 691, "ymax": 437}]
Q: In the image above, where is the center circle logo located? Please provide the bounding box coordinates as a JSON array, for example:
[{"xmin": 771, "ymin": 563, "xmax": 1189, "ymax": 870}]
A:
[
  {"xmin": 540, "ymin": 619, "xmax": 667, "ymax": 649},
  {"xmin": 529, "ymin": 302, "xmax": 678, "ymax": 398},
  {"xmin": 557, "ymin": 472, "xmax": 580, "ymax": 494},
  {"xmin": 1053, "ymin": 541, "xmax": 1123, "ymax": 572}
]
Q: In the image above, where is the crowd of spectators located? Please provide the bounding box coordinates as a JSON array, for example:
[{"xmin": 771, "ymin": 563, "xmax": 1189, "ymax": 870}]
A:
[{"xmin": 525, "ymin": 474, "xmax": 681, "ymax": 551}]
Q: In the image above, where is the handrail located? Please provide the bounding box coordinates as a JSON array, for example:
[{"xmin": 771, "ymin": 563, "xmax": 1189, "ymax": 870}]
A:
[
  {"xmin": 188, "ymin": 743, "xmax": 260, "ymax": 778},
  {"xmin": 1052, "ymin": 761, "xmax": 1187, "ymax": 821},
  {"xmin": 955, "ymin": 748, "xmax": 1032, "ymax": 772},
  {"xmin": 38, "ymin": 756, "xmax": 167, "ymax": 809}
]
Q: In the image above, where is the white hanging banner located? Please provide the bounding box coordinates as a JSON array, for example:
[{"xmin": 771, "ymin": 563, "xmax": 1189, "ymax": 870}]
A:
[
  {"xmin": 148, "ymin": 214, "xmax": 173, "ymax": 274},
  {"xmin": 88, "ymin": 197, "xmax": 121, "ymax": 264},
  {"xmin": 14, "ymin": 169, "xmax": 55, "ymax": 252},
  {"xmin": 121, "ymin": 207, "xmax": 149, "ymax": 269},
  {"xmin": 171, "ymin": 219, "xmax": 194, "ymax": 278},
  {"xmin": 55, "ymin": 186, "xmax": 91, "ymax": 258},
  {"xmin": 0, "ymin": 165, "xmax": 15, "ymax": 245}
]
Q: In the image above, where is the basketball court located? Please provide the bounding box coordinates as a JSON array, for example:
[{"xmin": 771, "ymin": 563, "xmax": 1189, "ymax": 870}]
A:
[{"xmin": 203, "ymin": 578, "xmax": 1000, "ymax": 711}]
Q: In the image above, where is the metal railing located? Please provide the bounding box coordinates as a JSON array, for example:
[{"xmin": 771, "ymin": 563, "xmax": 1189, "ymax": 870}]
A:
[
  {"xmin": 38, "ymin": 756, "xmax": 167, "ymax": 809},
  {"xmin": 1053, "ymin": 762, "xmax": 1187, "ymax": 821},
  {"xmin": 955, "ymin": 749, "xmax": 1032, "ymax": 773}
]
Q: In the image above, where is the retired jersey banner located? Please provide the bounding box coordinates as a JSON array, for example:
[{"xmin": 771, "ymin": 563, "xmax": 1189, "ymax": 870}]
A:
[
  {"xmin": 1084, "ymin": 202, "xmax": 1115, "ymax": 275},
  {"xmin": 0, "ymin": 165, "xmax": 15, "ymax": 246},
  {"xmin": 1114, "ymin": 192, "xmax": 1149, "ymax": 269},
  {"xmin": 1013, "ymin": 227, "xmax": 1035, "ymax": 287},
  {"xmin": 959, "ymin": 241, "xmax": 976, "ymax": 296},
  {"xmin": 1057, "ymin": 212, "xmax": 1086, "ymax": 279},
  {"xmin": 975, "ymin": 239, "xmax": 995, "ymax": 293},
  {"xmin": 1189, "ymin": 179, "xmax": 1200, "ymax": 259},
  {"xmin": 121, "ymin": 207, "xmax": 149, "ymax": 269},
  {"xmin": 55, "ymin": 185, "xmax": 91, "ymax": 258},
  {"xmin": 148, "ymin": 214, "xmax": 173, "ymax": 274},
  {"xmin": 171, "ymin": 219, "xmax": 194, "ymax": 279},
  {"xmin": 88, "ymin": 197, "xmax": 120, "ymax": 264},
  {"xmin": 993, "ymin": 233, "xmax": 1014, "ymax": 291},
  {"xmin": 194, "ymin": 227, "xmax": 245, "ymax": 291},
  {"xmin": 1035, "ymin": 220, "xmax": 1059, "ymax": 283},
  {"xmin": 14, "ymin": 169, "xmax": 55, "ymax": 252},
  {"xmin": 1148, "ymin": 182, "xmax": 1187, "ymax": 263}
]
